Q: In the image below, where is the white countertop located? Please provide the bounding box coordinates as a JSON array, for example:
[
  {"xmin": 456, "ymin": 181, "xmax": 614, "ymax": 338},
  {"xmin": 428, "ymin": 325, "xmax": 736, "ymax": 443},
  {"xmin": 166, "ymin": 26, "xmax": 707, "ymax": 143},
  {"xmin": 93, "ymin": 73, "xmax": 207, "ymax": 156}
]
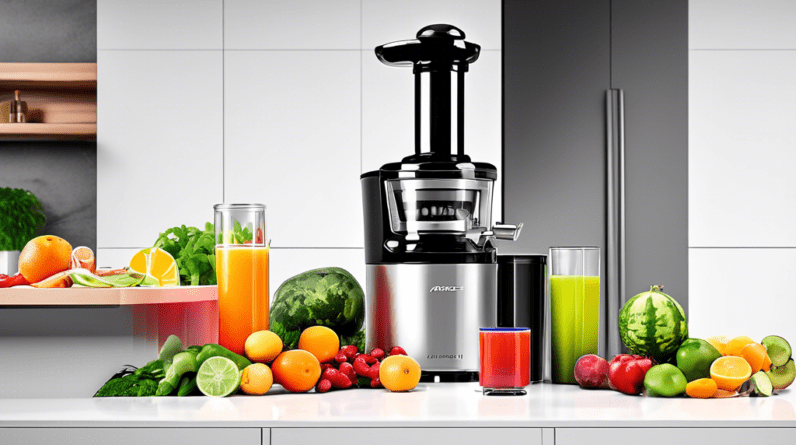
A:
[{"xmin": 1, "ymin": 383, "xmax": 795, "ymax": 428}]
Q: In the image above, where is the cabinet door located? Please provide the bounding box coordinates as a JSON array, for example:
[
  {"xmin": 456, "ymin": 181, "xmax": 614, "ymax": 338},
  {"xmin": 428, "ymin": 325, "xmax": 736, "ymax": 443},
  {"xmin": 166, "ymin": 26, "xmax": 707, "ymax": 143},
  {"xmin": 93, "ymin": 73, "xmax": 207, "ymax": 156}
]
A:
[
  {"xmin": 0, "ymin": 428, "xmax": 261, "ymax": 445},
  {"xmin": 556, "ymin": 428, "xmax": 796, "ymax": 445},
  {"xmin": 272, "ymin": 428, "xmax": 541, "ymax": 445}
]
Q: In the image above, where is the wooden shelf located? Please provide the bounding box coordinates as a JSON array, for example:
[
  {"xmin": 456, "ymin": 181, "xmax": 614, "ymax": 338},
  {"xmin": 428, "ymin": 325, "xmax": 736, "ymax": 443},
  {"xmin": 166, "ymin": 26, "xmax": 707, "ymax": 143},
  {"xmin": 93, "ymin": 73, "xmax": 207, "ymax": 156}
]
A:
[
  {"xmin": 0, "ymin": 285, "xmax": 217, "ymax": 306},
  {"xmin": 0, "ymin": 63, "xmax": 96, "ymax": 89},
  {"xmin": 0, "ymin": 123, "xmax": 96, "ymax": 140}
]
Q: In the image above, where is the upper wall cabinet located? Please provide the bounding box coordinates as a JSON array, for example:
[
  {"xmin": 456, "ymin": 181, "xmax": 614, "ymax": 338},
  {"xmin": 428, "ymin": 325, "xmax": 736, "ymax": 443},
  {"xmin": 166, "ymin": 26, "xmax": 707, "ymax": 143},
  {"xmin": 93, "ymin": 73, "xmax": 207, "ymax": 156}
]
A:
[
  {"xmin": 224, "ymin": 0, "xmax": 360, "ymax": 49},
  {"xmin": 98, "ymin": 0, "xmax": 223, "ymax": 49},
  {"xmin": 690, "ymin": 0, "xmax": 796, "ymax": 49},
  {"xmin": 361, "ymin": 0, "xmax": 501, "ymax": 50}
]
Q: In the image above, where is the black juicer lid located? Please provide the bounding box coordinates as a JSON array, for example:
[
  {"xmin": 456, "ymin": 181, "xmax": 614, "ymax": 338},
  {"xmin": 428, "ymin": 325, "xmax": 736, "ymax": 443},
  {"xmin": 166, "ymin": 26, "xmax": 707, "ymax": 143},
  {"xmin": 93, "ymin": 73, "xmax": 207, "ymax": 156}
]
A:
[{"xmin": 372, "ymin": 24, "xmax": 481, "ymax": 165}]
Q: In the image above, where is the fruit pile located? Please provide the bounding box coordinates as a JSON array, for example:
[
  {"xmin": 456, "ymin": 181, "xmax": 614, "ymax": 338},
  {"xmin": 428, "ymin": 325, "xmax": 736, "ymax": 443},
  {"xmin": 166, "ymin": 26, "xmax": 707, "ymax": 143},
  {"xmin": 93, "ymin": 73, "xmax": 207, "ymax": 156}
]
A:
[
  {"xmin": 315, "ymin": 345, "xmax": 414, "ymax": 393},
  {"xmin": 574, "ymin": 284, "xmax": 795, "ymax": 399}
]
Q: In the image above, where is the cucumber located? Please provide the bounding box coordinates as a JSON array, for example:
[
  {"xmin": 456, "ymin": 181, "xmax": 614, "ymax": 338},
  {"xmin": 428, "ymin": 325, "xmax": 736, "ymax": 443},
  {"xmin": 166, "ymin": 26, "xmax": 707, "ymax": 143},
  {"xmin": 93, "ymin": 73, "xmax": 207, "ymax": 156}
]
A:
[{"xmin": 751, "ymin": 371, "xmax": 773, "ymax": 397}]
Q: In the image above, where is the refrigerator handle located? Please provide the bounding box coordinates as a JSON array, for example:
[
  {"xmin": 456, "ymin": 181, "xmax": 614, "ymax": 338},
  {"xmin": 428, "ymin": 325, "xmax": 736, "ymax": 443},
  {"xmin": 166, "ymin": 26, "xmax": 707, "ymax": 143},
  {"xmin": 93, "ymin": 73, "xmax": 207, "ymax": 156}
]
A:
[{"xmin": 605, "ymin": 89, "xmax": 626, "ymax": 359}]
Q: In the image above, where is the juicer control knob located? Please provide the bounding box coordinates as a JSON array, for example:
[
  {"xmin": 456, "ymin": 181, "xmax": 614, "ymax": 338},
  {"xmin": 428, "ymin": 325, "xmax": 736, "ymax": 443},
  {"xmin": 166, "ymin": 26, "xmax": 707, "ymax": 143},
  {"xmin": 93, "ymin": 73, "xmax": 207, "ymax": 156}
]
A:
[
  {"xmin": 493, "ymin": 223, "xmax": 523, "ymax": 241},
  {"xmin": 417, "ymin": 24, "xmax": 465, "ymax": 40}
]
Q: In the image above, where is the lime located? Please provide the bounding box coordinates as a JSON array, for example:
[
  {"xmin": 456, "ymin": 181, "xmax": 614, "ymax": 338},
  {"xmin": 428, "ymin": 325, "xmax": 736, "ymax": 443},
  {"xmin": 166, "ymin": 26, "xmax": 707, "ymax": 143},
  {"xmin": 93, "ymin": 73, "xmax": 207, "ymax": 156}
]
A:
[{"xmin": 197, "ymin": 356, "xmax": 241, "ymax": 397}]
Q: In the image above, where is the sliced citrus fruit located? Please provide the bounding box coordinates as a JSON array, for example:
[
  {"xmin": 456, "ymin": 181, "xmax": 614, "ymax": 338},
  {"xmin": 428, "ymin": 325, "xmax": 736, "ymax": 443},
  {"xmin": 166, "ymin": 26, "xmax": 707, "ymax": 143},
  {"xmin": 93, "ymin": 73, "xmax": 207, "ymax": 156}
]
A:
[
  {"xmin": 725, "ymin": 336, "xmax": 756, "ymax": 357},
  {"xmin": 70, "ymin": 246, "xmax": 96, "ymax": 273},
  {"xmin": 197, "ymin": 356, "xmax": 241, "ymax": 397},
  {"xmin": 129, "ymin": 247, "xmax": 179, "ymax": 287},
  {"xmin": 710, "ymin": 356, "xmax": 752, "ymax": 391},
  {"xmin": 706, "ymin": 335, "xmax": 730, "ymax": 356},
  {"xmin": 739, "ymin": 342, "xmax": 767, "ymax": 374}
]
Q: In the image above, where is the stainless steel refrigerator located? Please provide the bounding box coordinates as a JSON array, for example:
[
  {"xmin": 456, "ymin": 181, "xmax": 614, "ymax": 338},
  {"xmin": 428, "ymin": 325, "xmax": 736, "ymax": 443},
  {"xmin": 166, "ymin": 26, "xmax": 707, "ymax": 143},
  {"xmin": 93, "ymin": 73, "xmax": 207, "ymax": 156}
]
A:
[{"xmin": 501, "ymin": 0, "xmax": 688, "ymax": 358}]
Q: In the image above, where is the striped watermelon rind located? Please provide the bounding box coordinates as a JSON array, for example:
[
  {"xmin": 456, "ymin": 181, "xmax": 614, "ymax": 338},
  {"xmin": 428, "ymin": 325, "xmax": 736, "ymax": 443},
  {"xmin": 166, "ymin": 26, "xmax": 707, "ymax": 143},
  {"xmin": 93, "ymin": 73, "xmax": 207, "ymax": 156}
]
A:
[{"xmin": 619, "ymin": 285, "xmax": 688, "ymax": 363}]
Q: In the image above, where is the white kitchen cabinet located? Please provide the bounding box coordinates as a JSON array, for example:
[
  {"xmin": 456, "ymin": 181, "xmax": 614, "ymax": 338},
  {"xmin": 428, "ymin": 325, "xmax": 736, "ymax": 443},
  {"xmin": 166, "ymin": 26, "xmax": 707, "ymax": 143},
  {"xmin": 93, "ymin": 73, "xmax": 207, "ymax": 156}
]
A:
[
  {"xmin": 98, "ymin": 0, "xmax": 223, "ymax": 50},
  {"xmin": 269, "ymin": 248, "xmax": 365, "ymax": 293},
  {"xmin": 271, "ymin": 428, "xmax": 541, "ymax": 445},
  {"xmin": 0, "ymin": 428, "xmax": 262, "ymax": 445},
  {"xmin": 224, "ymin": 0, "xmax": 359, "ymax": 49},
  {"xmin": 689, "ymin": 51, "xmax": 796, "ymax": 247},
  {"xmin": 555, "ymin": 428, "xmax": 796, "ymax": 445},
  {"xmin": 690, "ymin": 0, "xmax": 796, "ymax": 49},
  {"xmin": 689, "ymin": 248, "xmax": 796, "ymax": 343},
  {"xmin": 97, "ymin": 50, "xmax": 223, "ymax": 249},
  {"xmin": 223, "ymin": 50, "xmax": 362, "ymax": 248}
]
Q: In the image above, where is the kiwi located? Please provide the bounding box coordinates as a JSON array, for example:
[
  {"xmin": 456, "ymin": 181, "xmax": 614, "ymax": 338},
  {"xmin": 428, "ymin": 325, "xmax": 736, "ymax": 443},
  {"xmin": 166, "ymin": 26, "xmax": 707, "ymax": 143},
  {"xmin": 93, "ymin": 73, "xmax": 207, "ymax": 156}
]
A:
[
  {"xmin": 751, "ymin": 371, "xmax": 773, "ymax": 397},
  {"xmin": 766, "ymin": 359, "xmax": 796, "ymax": 390},
  {"xmin": 761, "ymin": 335, "xmax": 792, "ymax": 367}
]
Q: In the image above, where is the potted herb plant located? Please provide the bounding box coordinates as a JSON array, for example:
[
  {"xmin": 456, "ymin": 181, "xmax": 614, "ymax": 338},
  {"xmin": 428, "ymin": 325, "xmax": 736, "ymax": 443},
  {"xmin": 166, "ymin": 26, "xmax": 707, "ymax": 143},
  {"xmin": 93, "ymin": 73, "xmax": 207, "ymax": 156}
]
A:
[{"xmin": 0, "ymin": 187, "xmax": 46, "ymax": 275}]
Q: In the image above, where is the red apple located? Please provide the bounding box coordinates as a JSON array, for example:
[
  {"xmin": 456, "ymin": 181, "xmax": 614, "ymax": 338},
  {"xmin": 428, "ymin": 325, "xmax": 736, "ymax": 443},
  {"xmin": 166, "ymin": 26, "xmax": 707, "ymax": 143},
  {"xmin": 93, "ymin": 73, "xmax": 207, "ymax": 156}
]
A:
[
  {"xmin": 607, "ymin": 354, "xmax": 655, "ymax": 395},
  {"xmin": 574, "ymin": 354, "xmax": 610, "ymax": 389}
]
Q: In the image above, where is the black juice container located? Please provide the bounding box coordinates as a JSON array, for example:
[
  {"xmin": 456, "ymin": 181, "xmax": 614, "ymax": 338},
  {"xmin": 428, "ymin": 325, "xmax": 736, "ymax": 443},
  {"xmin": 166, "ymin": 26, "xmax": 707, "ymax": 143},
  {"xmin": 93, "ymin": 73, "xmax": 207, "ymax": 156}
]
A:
[{"xmin": 497, "ymin": 254, "xmax": 547, "ymax": 382}]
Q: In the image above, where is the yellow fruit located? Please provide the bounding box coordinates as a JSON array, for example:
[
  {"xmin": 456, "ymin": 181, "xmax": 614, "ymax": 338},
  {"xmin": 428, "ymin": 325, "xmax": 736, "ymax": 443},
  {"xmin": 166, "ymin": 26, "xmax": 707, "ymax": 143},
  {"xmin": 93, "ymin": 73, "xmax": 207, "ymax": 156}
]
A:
[
  {"xmin": 271, "ymin": 350, "xmax": 321, "ymax": 393},
  {"xmin": 298, "ymin": 326, "xmax": 340, "ymax": 364},
  {"xmin": 240, "ymin": 363, "xmax": 273, "ymax": 395},
  {"xmin": 129, "ymin": 247, "xmax": 179, "ymax": 287},
  {"xmin": 725, "ymin": 336, "xmax": 756, "ymax": 357},
  {"xmin": 686, "ymin": 378, "xmax": 718, "ymax": 398},
  {"xmin": 706, "ymin": 335, "xmax": 730, "ymax": 356},
  {"xmin": 18, "ymin": 235, "xmax": 73, "ymax": 283},
  {"xmin": 739, "ymin": 343, "xmax": 767, "ymax": 374},
  {"xmin": 379, "ymin": 355, "xmax": 422, "ymax": 392},
  {"xmin": 245, "ymin": 330, "xmax": 283, "ymax": 363},
  {"xmin": 710, "ymin": 356, "xmax": 752, "ymax": 391}
]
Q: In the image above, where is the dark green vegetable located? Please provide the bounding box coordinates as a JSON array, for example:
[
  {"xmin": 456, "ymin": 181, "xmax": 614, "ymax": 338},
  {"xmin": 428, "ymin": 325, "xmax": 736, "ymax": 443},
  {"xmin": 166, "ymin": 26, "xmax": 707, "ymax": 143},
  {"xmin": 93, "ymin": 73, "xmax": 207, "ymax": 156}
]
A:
[
  {"xmin": 186, "ymin": 345, "xmax": 203, "ymax": 354},
  {"xmin": 0, "ymin": 187, "xmax": 46, "ymax": 251},
  {"xmin": 156, "ymin": 350, "xmax": 198, "ymax": 396},
  {"xmin": 153, "ymin": 223, "xmax": 218, "ymax": 286},
  {"xmin": 196, "ymin": 344, "xmax": 252, "ymax": 371},
  {"xmin": 177, "ymin": 373, "xmax": 198, "ymax": 396},
  {"xmin": 341, "ymin": 330, "xmax": 366, "ymax": 353},
  {"xmin": 133, "ymin": 359, "xmax": 167, "ymax": 380},
  {"xmin": 95, "ymin": 375, "xmax": 157, "ymax": 397},
  {"xmin": 159, "ymin": 335, "xmax": 182, "ymax": 362},
  {"xmin": 270, "ymin": 267, "xmax": 365, "ymax": 349}
]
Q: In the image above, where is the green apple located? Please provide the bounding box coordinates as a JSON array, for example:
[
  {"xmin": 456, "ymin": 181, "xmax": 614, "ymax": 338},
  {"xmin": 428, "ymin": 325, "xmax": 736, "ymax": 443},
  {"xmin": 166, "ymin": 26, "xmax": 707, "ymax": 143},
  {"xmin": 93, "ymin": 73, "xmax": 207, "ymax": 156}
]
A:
[
  {"xmin": 644, "ymin": 364, "xmax": 687, "ymax": 397},
  {"xmin": 676, "ymin": 338, "xmax": 722, "ymax": 382}
]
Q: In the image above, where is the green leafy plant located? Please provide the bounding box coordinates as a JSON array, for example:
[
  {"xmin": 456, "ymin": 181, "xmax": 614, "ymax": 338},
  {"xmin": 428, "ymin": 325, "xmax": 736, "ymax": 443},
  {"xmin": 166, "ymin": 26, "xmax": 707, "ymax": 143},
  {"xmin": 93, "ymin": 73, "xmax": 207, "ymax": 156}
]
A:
[
  {"xmin": 0, "ymin": 188, "xmax": 46, "ymax": 251},
  {"xmin": 153, "ymin": 223, "xmax": 217, "ymax": 286}
]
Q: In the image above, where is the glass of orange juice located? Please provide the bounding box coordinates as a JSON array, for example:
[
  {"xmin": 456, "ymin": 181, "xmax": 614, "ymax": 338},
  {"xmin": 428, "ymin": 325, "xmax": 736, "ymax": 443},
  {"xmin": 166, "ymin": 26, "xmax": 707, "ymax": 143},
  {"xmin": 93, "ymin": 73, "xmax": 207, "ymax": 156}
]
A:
[{"xmin": 214, "ymin": 203, "xmax": 269, "ymax": 355}]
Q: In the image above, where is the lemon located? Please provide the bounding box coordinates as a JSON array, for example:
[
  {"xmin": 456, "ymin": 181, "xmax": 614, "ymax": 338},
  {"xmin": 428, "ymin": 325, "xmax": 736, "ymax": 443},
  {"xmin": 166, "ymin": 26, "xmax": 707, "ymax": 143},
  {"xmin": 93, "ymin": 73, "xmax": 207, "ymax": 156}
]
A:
[{"xmin": 129, "ymin": 247, "xmax": 180, "ymax": 287}]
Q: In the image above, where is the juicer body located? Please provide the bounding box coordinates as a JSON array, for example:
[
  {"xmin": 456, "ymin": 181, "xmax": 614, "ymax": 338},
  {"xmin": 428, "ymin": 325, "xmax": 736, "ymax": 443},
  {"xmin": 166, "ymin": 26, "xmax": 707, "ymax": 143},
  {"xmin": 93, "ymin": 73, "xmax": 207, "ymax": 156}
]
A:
[{"xmin": 365, "ymin": 263, "xmax": 497, "ymax": 378}]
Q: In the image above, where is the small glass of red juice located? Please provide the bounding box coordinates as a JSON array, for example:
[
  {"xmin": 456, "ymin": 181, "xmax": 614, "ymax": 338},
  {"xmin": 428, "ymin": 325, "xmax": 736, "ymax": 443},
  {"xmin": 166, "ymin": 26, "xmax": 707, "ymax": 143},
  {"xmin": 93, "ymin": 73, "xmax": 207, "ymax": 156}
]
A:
[{"xmin": 479, "ymin": 327, "xmax": 531, "ymax": 395}]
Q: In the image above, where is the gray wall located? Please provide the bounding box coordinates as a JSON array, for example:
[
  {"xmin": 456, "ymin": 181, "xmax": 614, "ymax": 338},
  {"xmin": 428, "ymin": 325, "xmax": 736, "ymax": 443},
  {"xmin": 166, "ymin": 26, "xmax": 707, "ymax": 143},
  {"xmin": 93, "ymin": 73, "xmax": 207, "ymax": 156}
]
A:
[{"xmin": 0, "ymin": 0, "xmax": 97, "ymax": 252}]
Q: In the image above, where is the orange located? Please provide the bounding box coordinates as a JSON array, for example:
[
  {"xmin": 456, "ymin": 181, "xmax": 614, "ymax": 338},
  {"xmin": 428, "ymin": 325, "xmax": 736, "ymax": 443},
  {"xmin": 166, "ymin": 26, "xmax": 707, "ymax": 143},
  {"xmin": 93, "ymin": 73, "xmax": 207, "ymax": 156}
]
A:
[
  {"xmin": 70, "ymin": 246, "xmax": 96, "ymax": 273},
  {"xmin": 29, "ymin": 270, "xmax": 72, "ymax": 288},
  {"xmin": 711, "ymin": 389, "xmax": 738, "ymax": 398},
  {"xmin": 379, "ymin": 355, "xmax": 422, "ymax": 392},
  {"xmin": 18, "ymin": 235, "xmax": 72, "ymax": 283},
  {"xmin": 739, "ymin": 343, "xmax": 767, "ymax": 373},
  {"xmin": 725, "ymin": 336, "xmax": 756, "ymax": 357},
  {"xmin": 240, "ymin": 363, "xmax": 273, "ymax": 395},
  {"xmin": 245, "ymin": 330, "xmax": 283, "ymax": 364},
  {"xmin": 686, "ymin": 378, "xmax": 718, "ymax": 399},
  {"xmin": 710, "ymin": 356, "xmax": 752, "ymax": 391},
  {"xmin": 271, "ymin": 350, "xmax": 321, "ymax": 393},
  {"xmin": 762, "ymin": 353, "xmax": 772, "ymax": 372},
  {"xmin": 706, "ymin": 335, "xmax": 730, "ymax": 356},
  {"xmin": 297, "ymin": 326, "xmax": 340, "ymax": 364}
]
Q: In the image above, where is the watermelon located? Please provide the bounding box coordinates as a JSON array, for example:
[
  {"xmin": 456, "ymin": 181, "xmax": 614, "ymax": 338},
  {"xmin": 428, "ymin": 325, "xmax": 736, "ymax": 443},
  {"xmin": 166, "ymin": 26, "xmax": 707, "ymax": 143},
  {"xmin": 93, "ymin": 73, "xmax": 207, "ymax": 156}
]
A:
[{"xmin": 618, "ymin": 285, "xmax": 688, "ymax": 363}]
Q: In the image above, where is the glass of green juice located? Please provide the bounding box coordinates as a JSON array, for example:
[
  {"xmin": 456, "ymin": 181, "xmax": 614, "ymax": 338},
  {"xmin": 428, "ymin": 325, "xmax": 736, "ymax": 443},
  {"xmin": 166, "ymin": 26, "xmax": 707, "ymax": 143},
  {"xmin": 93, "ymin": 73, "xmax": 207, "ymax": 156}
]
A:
[{"xmin": 549, "ymin": 247, "xmax": 600, "ymax": 384}]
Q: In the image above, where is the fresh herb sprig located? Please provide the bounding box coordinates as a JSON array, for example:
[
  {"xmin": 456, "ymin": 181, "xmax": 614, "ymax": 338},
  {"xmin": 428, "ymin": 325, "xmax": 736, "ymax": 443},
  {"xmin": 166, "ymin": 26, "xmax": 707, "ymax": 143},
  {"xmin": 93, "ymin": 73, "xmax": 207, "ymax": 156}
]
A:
[
  {"xmin": 0, "ymin": 188, "xmax": 46, "ymax": 251},
  {"xmin": 153, "ymin": 223, "xmax": 217, "ymax": 286}
]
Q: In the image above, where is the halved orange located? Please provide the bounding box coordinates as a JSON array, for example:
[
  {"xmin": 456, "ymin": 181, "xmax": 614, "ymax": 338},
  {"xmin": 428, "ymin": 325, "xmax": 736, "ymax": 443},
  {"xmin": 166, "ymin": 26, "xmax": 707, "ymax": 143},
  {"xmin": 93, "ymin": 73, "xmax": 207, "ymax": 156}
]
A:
[
  {"xmin": 129, "ymin": 247, "xmax": 179, "ymax": 287},
  {"xmin": 710, "ymin": 356, "xmax": 752, "ymax": 391}
]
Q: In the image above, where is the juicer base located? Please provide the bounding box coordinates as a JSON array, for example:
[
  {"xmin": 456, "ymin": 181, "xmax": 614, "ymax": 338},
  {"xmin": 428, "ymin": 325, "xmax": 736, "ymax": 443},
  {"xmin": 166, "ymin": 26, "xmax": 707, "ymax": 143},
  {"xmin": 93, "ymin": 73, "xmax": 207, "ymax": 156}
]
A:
[{"xmin": 420, "ymin": 371, "xmax": 479, "ymax": 383}]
